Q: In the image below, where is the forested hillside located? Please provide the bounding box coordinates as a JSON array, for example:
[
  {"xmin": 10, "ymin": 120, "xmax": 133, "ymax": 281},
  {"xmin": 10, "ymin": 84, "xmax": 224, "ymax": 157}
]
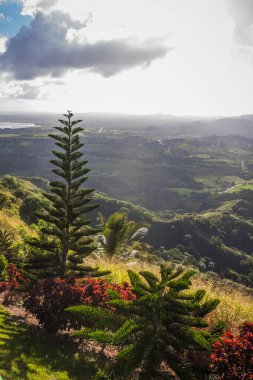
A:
[
  {"xmin": 1, "ymin": 114, "xmax": 253, "ymax": 379},
  {"xmin": 1, "ymin": 124, "xmax": 253, "ymax": 213}
]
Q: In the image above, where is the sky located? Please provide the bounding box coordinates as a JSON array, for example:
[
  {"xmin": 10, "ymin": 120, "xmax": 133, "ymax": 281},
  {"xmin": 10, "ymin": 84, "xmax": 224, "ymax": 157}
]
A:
[{"xmin": 0, "ymin": 0, "xmax": 252, "ymax": 116}]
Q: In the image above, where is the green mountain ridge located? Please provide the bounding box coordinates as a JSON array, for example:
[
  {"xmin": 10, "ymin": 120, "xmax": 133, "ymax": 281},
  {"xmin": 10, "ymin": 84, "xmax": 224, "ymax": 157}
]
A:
[{"xmin": 1, "ymin": 175, "xmax": 253, "ymax": 286}]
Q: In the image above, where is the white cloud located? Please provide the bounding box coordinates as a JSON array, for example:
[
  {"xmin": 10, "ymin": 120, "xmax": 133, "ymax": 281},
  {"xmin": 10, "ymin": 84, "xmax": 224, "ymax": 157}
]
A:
[
  {"xmin": 0, "ymin": 35, "xmax": 7, "ymax": 53},
  {"xmin": 227, "ymin": 0, "xmax": 253, "ymax": 47},
  {"xmin": 18, "ymin": 0, "xmax": 58, "ymax": 16},
  {"xmin": 0, "ymin": 10, "xmax": 170, "ymax": 79}
]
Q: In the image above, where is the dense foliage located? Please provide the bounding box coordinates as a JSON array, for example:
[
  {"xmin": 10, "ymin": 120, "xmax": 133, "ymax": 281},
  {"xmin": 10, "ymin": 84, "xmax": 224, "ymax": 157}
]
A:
[
  {"xmin": 0, "ymin": 220, "xmax": 15, "ymax": 261},
  {"xmin": 67, "ymin": 264, "xmax": 224, "ymax": 379},
  {"xmin": 148, "ymin": 212, "xmax": 253, "ymax": 287},
  {"xmin": 81, "ymin": 277, "xmax": 136, "ymax": 306},
  {"xmin": 23, "ymin": 276, "xmax": 135, "ymax": 333},
  {"xmin": 211, "ymin": 322, "xmax": 253, "ymax": 379},
  {"xmin": 0, "ymin": 263, "xmax": 24, "ymax": 304}
]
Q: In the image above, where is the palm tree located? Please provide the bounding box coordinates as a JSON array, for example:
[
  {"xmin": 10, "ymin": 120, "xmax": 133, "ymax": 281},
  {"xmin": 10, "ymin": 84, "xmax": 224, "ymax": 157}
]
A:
[{"xmin": 96, "ymin": 212, "xmax": 148, "ymax": 263}]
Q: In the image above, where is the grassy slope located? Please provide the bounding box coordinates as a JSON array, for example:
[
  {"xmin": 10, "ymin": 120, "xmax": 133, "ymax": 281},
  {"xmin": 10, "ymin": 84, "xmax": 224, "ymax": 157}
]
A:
[
  {"xmin": 0, "ymin": 175, "xmax": 41, "ymax": 218},
  {"xmin": 0, "ymin": 175, "xmax": 39, "ymax": 241},
  {"xmin": 0, "ymin": 307, "xmax": 95, "ymax": 379},
  {"xmin": 192, "ymin": 273, "xmax": 253, "ymax": 329}
]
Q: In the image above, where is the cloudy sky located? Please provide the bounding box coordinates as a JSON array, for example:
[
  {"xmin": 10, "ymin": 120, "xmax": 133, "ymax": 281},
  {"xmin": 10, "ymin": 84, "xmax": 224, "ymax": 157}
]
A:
[{"xmin": 0, "ymin": 0, "xmax": 252, "ymax": 116}]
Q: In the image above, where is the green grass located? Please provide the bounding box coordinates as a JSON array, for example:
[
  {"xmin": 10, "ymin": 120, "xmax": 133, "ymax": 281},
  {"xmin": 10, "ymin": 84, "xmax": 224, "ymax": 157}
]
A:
[
  {"xmin": 215, "ymin": 200, "xmax": 239, "ymax": 212},
  {"xmin": 229, "ymin": 183, "xmax": 253, "ymax": 193},
  {"xmin": 192, "ymin": 273, "xmax": 253, "ymax": 329},
  {"xmin": 0, "ymin": 307, "xmax": 96, "ymax": 379},
  {"xmin": 195, "ymin": 175, "xmax": 246, "ymax": 192}
]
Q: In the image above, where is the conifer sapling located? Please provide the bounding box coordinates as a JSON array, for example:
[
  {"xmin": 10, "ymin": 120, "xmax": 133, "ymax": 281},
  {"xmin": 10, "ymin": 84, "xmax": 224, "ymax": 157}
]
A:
[{"xmin": 67, "ymin": 264, "xmax": 225, "ymax": 380}]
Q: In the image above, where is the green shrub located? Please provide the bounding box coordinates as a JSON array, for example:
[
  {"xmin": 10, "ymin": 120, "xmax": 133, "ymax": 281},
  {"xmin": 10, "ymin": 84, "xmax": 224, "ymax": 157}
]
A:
[{"xmin": 0, "ymin": 254, "xmax": 7, "ymax": 274}]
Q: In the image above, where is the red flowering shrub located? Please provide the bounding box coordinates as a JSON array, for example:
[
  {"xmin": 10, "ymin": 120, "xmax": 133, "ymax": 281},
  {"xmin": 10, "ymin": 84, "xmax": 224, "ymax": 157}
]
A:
[
  {"xmin": 0, "ymin": 263, "xmax": 24, "ymax": 304},
  {"xmin": 211, "ymin": 322, "xmax": 253, "ymax": 380},
  {"xmin": 23, "ymin": 276, "xmax": 136, "ymax": 333},
  {"xmin": 82, "ymin": 277, "xmax": 136, "ymax": 305},
  {"xmin": 0, "ymin": 263, "xmax": 23, "ymax": 291},
  {"xmin": 23, "ymin": 277, "xmax": 86, "ymax": 333}
]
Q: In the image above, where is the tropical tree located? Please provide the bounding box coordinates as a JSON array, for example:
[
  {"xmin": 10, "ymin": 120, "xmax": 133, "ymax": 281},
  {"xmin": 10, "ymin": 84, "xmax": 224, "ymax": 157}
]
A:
[
  {"xmin": 67, "ymin": 264, "xmax": 224, "ymax": 379},
  {"xmin": 26, "ymin": 111, "xmax": 100, "ymax": 277},
  {"xmin": 97, "ymin": 212, "xmax": 148, "ymax": 263},
  {"xmin": 0, "ymin": 220, "xmax": 16, "ymax": 261}
]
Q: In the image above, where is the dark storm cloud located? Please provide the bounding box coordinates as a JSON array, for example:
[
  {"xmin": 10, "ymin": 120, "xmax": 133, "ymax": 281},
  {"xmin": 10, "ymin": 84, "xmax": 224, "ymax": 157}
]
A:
[
  {"xmin": 0, "ymin": 10, "xmax": 170, "ymax": 80},
  {"xmin": 227, "ymin": 0, "xmax": 253, "ymax": 47}
]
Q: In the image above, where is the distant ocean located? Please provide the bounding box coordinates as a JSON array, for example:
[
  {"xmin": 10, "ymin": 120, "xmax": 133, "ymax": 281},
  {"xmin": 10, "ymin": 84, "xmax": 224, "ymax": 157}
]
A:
[{"xmin": 0, "ymin": 122, "xmax": 35, "ymax": 129}]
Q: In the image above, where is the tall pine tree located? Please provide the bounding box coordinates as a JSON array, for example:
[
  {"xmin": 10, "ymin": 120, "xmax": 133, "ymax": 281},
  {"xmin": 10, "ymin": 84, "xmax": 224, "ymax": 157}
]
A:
[{"xmin": 27, "ymin": 111, "xmax": 99, "ymax": 277}]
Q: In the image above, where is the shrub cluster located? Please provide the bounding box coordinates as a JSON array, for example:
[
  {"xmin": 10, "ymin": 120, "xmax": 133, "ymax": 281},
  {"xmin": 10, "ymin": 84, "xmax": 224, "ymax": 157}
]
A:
[
  {"xmin": 211, "ymin": 322, "xmax": 253, "ymax": 379},
  {"xmin": 0, "ymin": 263, "xmax": 24, "ymax": 304},
  {"xmin": 23, "ymin": 276, "xmax": 135, "ymax": 333},
  {"xmin": 82, "ymin": 277, "xmax": 136, "ymax": 305}
]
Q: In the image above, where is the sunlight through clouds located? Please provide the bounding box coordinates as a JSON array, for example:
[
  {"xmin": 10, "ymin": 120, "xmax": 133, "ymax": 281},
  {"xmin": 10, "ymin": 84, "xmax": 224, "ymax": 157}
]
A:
[{"xmin": 0, "ymin": 0, "xmax": 252, "ymax": 116}]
